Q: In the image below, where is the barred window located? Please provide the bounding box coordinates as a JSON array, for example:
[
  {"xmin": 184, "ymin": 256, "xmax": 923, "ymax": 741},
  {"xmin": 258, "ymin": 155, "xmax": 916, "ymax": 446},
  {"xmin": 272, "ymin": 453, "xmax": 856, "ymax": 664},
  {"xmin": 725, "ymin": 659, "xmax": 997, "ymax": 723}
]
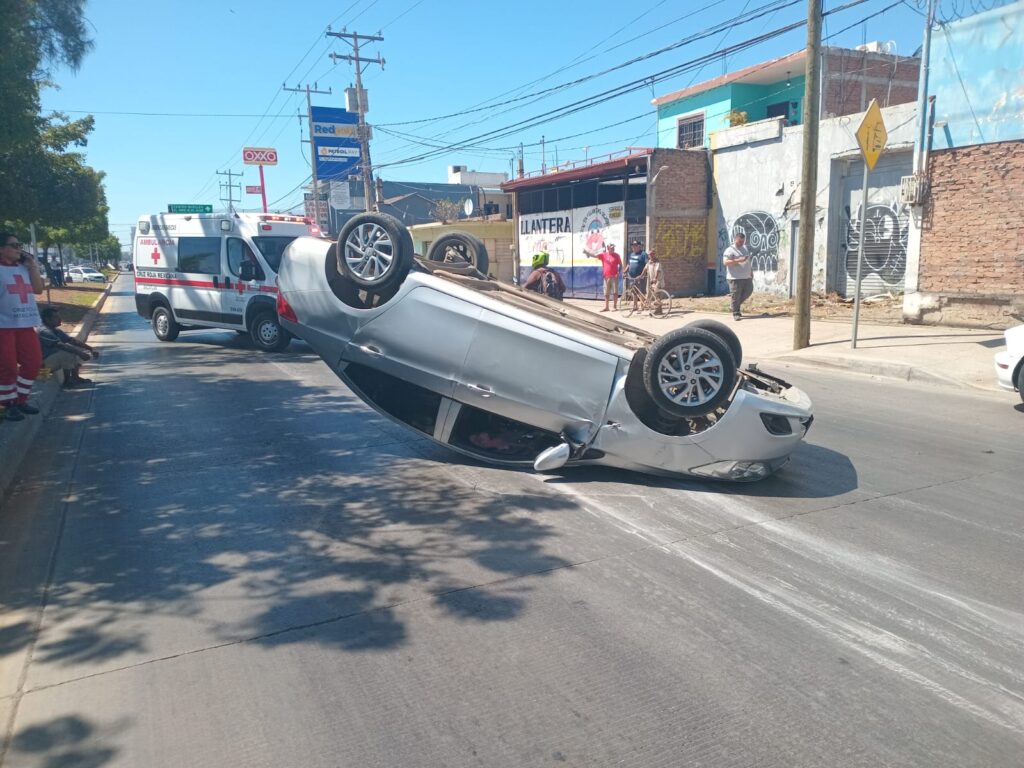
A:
[{"xmin": 677, "ymin": 115, "xmax": 705, "ymax": 149}]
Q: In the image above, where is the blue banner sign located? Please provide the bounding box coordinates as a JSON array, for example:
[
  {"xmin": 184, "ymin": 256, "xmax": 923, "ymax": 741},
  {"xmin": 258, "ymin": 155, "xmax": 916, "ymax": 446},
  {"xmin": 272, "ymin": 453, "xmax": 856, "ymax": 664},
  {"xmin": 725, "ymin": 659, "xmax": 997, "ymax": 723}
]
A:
[{"xmin": 311, "ymin": 106, "xmax": 360, "ymax": 180}]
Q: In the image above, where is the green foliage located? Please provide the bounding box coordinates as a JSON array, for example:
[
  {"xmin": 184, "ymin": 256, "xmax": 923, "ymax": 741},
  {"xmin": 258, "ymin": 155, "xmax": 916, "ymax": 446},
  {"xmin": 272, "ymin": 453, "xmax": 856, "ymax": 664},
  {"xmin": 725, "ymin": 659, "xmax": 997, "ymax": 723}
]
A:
[
  {"xmin": 0, "ymin": 0, "xmax": 106, "ymax": 236},
  {"xmin": 727, "ymin": 109, "xmax": 749, "ymax": 127}
]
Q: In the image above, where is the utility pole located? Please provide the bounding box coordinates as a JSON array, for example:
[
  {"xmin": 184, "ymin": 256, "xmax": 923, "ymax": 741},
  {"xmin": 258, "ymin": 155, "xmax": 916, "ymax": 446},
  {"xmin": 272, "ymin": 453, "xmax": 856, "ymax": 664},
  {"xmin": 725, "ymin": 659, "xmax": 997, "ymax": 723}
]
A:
[
  {"xmin": 793, "ymin": 0, "xmax": 823, "ymax": 350},
  {"xmin": 327, "ymin": 29, "xmax": 384, "ymax": 212},
  {"xmin": 284, "ymin": 82, "xmax": 333, "ymax": 228},
  {"xmin": 217, "ymin": 169, "xmax": 242, "ymax": 213}
]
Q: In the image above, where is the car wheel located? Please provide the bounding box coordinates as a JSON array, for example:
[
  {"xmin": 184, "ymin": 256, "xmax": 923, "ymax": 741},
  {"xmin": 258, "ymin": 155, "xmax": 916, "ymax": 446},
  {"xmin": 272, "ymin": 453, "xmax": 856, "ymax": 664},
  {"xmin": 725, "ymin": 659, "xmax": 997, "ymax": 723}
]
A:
[
  {"xmin": 250, "ymin": 309, "xmax": 291, "ymax": 352},
  {"xmin": 337, "ymin": 212, "xmax": 414, "ymax": 291},
  {"xmin": 152, "ymin": 306, "xmax": 180, "ymax": 342},
  {"xmin": 683, "ymin": 319, "xmax": 742, "ymax": 368},
  {"xmin": 649, "ymin": 290, "xmax": 673, "ymax": 318},
  {"xmin": 425, "ymin": 231, "xmax": 490, "ymax": 276},
  {"xmin": 643, "ymin": 327, "xmax": 737, "ymax": 417},
  {"xmin": 1016, "ymin": 362, "xmax": 1024, "ymax": 403}
]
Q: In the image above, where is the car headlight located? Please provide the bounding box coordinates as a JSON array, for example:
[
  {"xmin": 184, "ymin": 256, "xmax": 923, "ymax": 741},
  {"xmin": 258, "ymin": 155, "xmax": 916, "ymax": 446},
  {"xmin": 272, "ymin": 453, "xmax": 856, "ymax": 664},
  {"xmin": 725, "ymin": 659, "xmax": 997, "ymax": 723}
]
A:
[{"xmin": 690, "ymin": 460, "xmax": 772, "ymax": 481}]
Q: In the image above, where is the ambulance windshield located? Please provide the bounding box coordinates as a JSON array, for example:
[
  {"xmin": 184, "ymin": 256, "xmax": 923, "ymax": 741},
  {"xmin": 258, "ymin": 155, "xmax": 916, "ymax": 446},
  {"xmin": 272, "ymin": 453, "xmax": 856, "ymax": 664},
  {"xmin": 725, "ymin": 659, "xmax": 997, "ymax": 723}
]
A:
[{"xmin": 252, "ymin": 237, "xmax": 299, "ymax": 273}]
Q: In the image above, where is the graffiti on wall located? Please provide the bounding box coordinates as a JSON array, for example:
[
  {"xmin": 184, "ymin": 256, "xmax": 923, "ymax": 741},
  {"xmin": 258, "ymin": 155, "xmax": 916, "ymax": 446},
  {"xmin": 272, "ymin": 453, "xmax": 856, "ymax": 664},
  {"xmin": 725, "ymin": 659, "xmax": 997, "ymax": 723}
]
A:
[
  {"xmin": 730, "ymin": 211, "xmax": 780, "ymax": 272},
  {"xmin": 655, "ymin": 219, "xmax": 706, "ymax": 259},
  {"xmin": 843, "ymin": 200, "xmax": 907, "ymax": 286}
]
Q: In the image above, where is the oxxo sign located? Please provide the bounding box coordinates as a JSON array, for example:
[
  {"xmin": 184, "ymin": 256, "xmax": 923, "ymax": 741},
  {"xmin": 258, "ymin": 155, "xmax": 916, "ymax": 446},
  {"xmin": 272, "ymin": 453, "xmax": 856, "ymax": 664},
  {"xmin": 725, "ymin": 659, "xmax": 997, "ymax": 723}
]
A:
[{"xmin": 242, "ymin": 147, "xmax": 278, "ymax": 166}]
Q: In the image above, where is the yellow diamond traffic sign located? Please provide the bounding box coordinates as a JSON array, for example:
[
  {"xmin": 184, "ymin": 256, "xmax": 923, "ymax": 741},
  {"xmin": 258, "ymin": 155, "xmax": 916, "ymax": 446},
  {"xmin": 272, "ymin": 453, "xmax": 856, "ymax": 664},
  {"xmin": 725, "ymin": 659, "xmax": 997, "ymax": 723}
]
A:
[{"xmin": 855, "ymin": 98, "xmax": 888, "ymax": 171}]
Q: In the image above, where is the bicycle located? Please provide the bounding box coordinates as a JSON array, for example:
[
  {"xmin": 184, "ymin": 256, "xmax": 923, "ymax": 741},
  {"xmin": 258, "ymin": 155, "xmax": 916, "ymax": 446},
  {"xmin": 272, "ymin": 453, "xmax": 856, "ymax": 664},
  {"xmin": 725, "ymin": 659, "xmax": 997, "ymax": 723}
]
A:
[{"xmin": 620, "ymin": 278, "xmax": 673, "ymax": 318}]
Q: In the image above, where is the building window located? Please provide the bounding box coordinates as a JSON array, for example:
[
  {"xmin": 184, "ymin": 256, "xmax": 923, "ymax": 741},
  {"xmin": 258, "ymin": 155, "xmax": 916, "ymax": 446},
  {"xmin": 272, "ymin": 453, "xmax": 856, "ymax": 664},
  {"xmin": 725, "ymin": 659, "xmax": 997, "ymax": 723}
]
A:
[{"xmin": 677, "ymin": 114, "xmax": 705, "ymax": 149}]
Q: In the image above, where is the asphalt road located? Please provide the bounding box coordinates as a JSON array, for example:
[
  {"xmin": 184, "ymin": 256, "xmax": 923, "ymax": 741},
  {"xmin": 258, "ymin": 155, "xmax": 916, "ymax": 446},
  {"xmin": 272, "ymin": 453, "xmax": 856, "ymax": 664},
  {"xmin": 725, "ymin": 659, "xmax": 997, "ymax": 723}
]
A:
[{"xmin": 1, "ymin": 277, "xmax": 1022, "ymax": 768}]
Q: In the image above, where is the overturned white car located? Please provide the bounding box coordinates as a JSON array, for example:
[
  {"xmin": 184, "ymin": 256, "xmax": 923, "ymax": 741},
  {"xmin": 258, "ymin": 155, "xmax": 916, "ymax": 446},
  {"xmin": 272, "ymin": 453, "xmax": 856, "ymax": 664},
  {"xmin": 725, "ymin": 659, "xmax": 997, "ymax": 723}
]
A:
[{"xmin": 276, "ymin": 214, "xmax": 813, "ymax": 481}]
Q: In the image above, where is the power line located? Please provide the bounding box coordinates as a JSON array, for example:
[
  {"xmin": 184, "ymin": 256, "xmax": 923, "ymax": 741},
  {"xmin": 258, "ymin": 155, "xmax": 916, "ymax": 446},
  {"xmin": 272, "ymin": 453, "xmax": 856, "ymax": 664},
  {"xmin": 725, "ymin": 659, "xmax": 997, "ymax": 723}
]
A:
[{"xmin": 372, "ymin": 0, "xmax": 876, "ymax": 171}]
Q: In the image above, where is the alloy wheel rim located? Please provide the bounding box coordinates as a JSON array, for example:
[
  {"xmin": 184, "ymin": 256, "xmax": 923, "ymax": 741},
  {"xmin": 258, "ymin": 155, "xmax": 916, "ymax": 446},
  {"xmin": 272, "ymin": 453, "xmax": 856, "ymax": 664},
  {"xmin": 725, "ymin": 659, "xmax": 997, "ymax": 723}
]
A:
[
  {"xmin": 657, "ymin": 342, "xmax": 724, "ymax": 406},
  {"xmin": 344, "ymin": 223, "xmax": 394, "ymax": 281}
]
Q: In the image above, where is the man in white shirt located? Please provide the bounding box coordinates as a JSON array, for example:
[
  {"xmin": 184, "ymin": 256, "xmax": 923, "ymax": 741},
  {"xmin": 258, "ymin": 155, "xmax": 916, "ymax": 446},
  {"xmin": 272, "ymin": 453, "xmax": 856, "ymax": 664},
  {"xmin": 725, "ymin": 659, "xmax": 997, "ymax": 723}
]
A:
[{"xmin": 723, "ymin": 232, "xmax": 753, "ymax": 321}]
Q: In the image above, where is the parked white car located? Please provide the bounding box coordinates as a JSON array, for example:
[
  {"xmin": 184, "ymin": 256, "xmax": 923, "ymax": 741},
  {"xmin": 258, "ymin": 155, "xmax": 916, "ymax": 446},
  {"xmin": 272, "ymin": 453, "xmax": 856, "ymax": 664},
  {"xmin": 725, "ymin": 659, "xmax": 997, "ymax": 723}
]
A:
[
  {"xmin": 994, "ymin": 324, "xmax": 1024, "ymax": 402},
  {"xmin": 67, "ymin": 266, "xmax": 106, "ymax": 283}
]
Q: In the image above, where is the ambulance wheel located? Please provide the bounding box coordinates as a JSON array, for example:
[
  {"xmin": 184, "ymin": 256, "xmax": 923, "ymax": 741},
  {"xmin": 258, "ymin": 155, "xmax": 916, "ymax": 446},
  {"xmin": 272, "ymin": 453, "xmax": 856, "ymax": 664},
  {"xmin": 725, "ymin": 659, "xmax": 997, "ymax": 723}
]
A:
[
  {"xmin": 337, "ymin": 212, "xmax": 414, "ymax": 292},
  {"xmin": 152, "ymin": 306, "xmax": 179, "ymax": 342},
  {"xmin": 250, "ymin": 309, "xmax": 290, "ymax": 352}
]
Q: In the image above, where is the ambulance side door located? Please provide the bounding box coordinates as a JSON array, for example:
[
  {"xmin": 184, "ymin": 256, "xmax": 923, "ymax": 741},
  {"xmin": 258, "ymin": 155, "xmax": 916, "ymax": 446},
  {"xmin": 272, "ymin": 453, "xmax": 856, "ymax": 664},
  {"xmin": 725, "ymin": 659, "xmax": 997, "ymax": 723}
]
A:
[
  {"xmin": 174, "ymin": 235, "xmax": 224, "ymax": 324},
  {"xmin": 223, "ymin": 238, "xmax": 262, "ymax": 328}
]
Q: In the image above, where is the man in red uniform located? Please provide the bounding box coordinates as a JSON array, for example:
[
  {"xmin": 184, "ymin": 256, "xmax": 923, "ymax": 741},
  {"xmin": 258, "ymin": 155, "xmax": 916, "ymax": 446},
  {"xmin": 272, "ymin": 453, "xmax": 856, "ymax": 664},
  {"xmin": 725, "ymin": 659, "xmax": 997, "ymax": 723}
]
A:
[{"xmin": 0, "ymin": 232, "xmax": 45, "ymax": 421}]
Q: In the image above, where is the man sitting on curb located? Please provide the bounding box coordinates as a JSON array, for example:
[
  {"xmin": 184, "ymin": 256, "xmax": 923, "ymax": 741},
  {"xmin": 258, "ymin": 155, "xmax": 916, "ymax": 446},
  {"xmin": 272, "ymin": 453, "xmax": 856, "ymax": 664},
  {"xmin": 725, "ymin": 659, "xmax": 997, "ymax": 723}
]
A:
[{"xmin": 37, "ymin": 307, "xmax": 98, "ymax": 388}]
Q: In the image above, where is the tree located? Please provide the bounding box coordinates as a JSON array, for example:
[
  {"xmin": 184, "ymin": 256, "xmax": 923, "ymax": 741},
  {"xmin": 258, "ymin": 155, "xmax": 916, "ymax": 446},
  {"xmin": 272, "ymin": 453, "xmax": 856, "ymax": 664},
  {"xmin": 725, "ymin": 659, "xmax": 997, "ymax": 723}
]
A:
[
  {"xmin": 431, "ymin": 198, "xmax": 463, "ymax": 224},
  {"xmin": 1, "ymin": 1, "xmax": 105, "ymax": 236}
]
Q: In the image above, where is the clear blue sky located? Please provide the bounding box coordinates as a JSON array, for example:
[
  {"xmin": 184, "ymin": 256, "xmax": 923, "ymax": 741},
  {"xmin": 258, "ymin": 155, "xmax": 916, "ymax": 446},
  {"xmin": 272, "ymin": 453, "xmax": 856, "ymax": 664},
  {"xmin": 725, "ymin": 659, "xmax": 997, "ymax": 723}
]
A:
[{"xmin": 42, "ymin": 0, "xmax": 939, "ymax": 246}]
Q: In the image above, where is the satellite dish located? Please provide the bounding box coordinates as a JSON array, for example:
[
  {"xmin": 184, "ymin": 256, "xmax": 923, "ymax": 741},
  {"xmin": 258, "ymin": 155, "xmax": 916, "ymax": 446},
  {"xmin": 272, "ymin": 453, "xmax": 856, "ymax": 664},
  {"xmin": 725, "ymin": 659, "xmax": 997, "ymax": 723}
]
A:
[{"xmin": 463, "ymin": 198, "xmax": 475, "ymax": 217}]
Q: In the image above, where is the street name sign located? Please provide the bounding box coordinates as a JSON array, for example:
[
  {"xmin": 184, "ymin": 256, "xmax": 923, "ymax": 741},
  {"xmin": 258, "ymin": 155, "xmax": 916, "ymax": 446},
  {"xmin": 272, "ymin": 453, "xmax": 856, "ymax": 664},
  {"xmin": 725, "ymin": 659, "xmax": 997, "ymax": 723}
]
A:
[
  {"xmin": 242, "ymin": 147, "xmax": 278, "ymax": 166},
  {"xmin": 855, "ymin": 99, "xmax": 888, "ymax": 171},
  {"xmin": 167, "ymin": 204, "xmax": 213, "ymax": 214}
]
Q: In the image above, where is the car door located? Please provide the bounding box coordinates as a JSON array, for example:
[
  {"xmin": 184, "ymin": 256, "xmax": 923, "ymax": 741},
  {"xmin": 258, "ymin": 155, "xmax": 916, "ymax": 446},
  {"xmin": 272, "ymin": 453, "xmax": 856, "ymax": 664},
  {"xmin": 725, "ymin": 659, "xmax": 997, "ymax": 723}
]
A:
[
  {"xmin": 454, "ymin": 308, "xmax": 619, "ymax": 440},
  {"xmin": 343, "ymin": 285, "xmax": 482, "ymax": 398},
  {"xmin": 224, "ymin": 237, "xmax": 262, "ymax": 327},
  {"xmin": 174, "ymin": 235, "xmax": 224, "ymax": 324}
]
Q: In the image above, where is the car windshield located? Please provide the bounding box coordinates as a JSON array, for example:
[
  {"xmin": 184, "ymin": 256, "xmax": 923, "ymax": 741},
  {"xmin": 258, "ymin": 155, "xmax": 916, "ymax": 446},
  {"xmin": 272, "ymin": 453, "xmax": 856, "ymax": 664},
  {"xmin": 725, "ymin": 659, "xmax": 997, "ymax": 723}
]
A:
[{"xmin": 252, "ymin": 237, "xmax": 299, "ymax": 273}]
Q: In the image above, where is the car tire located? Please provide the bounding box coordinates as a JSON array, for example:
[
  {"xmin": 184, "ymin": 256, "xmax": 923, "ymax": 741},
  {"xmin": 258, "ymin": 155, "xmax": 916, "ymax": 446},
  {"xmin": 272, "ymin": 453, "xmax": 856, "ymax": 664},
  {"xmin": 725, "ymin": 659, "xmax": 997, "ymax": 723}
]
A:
[
  {"xmin": 152, "ymin": 305, "xmax": 180, "ymax": 342},
  {"xmin": 1016, "ymin": 362, "xmax": 1024, "ymax": 403},
  {"xmin": 250, "ymin": 309, "xmax": 291, "ymax": 352},
  {"xmin": 643, "ymin": 327, "xmax": 737, "ymax": 417},
  {"xmin": 425, "ymin": 231, "xmax": 490, "ymax": 276},
  {"xmin": 337, "ymin": 212, "xmax": 414, "ymax": 292},
  {"xmin": 683, "ymin": 319, "xmax": 743, "ymax": 368}
]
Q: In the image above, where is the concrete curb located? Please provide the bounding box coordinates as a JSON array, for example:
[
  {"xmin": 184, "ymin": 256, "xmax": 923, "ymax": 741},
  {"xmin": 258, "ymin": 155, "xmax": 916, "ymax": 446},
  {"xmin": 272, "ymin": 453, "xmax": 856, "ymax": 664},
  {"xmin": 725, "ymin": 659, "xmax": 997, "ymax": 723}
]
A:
[
  {"xmin": 769, "ymin": 352, "xmax": 996, "ymax": 392},
  {"xmin": 0, "ymin": 279, "xmax": 114, "ymax": 508}
]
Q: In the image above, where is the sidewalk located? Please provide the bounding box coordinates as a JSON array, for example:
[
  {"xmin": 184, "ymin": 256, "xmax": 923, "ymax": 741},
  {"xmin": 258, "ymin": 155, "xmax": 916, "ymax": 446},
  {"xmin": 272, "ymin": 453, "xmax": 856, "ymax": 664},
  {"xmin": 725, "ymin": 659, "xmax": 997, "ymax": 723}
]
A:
[
  {"xmin": 0, "ymin": 278, "xmax": 113, "ymax": 506},
  {"xmin": 564, "ymin": 298, "xmax": 1007, "ymax": 393}
]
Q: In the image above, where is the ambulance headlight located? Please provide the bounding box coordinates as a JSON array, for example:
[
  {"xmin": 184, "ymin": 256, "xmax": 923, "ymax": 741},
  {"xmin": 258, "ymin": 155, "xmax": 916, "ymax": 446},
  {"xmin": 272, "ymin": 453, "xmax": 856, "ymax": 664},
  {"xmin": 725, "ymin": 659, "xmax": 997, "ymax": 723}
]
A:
[
  {"xmin": 139, "ymin": 221, "xmax": 150, "ymax": 234},
  {"xmin": 220, "ymin": 219, "xmax": 233, "ymax": 232},
  {"xmin": 689, "ymin": 460, "xmax": 771, "ymax": 482}
]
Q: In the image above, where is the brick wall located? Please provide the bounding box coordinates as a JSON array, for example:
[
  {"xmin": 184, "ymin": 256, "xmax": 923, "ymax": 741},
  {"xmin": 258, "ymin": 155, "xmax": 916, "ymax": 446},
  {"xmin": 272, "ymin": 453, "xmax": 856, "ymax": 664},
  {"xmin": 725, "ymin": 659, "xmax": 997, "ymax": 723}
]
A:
[
  {"xmin": 647, "ymin": 148, "xmax": 710, "ymax": 295},
  {"xmin": 919, "ymin": 140, "xmax": 1024, "ymax": 298},
  {"xmin": 823, "ymin": 49, "xmax": 920, "ymax": 118}
]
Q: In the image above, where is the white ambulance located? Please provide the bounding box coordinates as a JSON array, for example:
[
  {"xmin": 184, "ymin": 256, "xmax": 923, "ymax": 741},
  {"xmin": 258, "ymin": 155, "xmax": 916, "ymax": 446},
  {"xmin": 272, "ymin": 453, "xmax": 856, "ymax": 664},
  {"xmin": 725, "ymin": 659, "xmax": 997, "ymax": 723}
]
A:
[{"xmin": 133, "ymin": 212, "xmax": 320, "ymax": 351}]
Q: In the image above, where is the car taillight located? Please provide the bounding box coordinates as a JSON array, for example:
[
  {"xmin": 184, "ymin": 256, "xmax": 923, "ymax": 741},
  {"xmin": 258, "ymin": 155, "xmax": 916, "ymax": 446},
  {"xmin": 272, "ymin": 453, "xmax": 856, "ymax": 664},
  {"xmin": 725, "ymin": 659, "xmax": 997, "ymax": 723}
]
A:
[{"xmin": 276, "ymin": 292, "xmax": 298, "ymax": 323}]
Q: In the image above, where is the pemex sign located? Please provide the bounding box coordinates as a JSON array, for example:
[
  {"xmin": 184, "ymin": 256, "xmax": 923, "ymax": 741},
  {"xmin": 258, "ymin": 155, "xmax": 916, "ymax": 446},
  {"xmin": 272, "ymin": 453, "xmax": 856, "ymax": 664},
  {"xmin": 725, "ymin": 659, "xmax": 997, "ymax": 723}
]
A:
[{"xmin": 242, "ymin": 147, "xmax": 278, "ymax": 166}]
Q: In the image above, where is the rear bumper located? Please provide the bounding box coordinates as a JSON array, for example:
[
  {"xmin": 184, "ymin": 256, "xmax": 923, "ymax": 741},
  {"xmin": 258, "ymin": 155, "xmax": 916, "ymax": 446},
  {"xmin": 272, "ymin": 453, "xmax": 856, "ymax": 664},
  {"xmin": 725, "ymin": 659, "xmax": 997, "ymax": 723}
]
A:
[{"xmin": 994, "ymin": 351, "xmax": 1017, "ymax": 391}]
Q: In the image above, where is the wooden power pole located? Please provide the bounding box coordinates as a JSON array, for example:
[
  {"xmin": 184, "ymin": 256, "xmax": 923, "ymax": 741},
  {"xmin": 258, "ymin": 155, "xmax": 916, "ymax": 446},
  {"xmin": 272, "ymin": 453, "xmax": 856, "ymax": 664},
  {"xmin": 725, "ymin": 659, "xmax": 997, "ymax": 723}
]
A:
[
  {"xmin": 793, "ymin": 0, "xmax": 823, "ymax": 349},
  {"xmin": 327, "ymin": 29, "xmax": 384, "ymax": 212}
]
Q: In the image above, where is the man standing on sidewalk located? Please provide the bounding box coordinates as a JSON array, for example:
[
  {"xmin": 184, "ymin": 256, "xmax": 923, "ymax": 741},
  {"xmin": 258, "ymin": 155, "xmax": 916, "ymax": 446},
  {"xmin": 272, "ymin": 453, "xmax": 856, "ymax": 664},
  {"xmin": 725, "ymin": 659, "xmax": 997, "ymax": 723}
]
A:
[
  {"xmin": 584, "ymin": 242, "xmax": 622, "ymax": 312},
  {"xmin": 0, "ymin": 232, "xmax": 45, "ymax": 420},
  {"xmin": 723, "ymin": 232, "xmax": 753, "ymax": 321}
]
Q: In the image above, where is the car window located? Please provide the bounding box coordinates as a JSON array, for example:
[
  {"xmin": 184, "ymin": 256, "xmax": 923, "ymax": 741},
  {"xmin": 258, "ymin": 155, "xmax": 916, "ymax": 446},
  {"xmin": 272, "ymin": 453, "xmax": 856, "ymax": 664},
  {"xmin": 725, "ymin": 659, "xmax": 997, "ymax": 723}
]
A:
[
  {"xmin": 227, "ymin": 238, "xmax": 264, "ymax": 280},
  {"xmin": 448, "ymin": 404, "xmax": 560, "ymax": 461},
  {"xmin": 178, "ymin": 237, "xmax": 222, "ymax": 274},
  {"xmin": 343, "ymin": 363, "xmax": 442, "ymax": 435},
  {"xmin": 251, "ymin": 236, "xmax": 297, "ymax": 274}
]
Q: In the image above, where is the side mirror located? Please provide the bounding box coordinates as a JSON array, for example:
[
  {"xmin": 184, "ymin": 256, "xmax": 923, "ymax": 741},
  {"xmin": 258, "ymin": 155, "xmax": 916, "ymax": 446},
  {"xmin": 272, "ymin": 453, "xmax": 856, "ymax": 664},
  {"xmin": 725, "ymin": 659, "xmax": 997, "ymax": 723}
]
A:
[
  {"xmin": 533, "ymin": 442, "xmax": 571, "ymax": 473},
  {"xmin": 239, "ymin": 262, "xmax": 256, "ymax": 281}
]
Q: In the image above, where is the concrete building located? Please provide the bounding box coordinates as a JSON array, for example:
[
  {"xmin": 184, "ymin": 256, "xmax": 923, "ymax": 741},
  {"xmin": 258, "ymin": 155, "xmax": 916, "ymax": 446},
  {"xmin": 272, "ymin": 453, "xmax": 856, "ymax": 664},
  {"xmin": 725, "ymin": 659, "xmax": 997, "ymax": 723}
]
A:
[
  {"xmin": 903, "ymin": 1, "xmax": 1024, "ymax": 327},
  {"xmin": 447, "ymin": 165, "xmax": 509, "ymax": 187},
  {"xmin": 654, "ymin": 46, "xmax": 920, "ymax": 150},
  {"xmin": 501, "ymin": 148, "xmax": 710, "ymax": 297},
  {"xmin": 709, "ymin": 102, "xmax": 918, "ymax": 297}
]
